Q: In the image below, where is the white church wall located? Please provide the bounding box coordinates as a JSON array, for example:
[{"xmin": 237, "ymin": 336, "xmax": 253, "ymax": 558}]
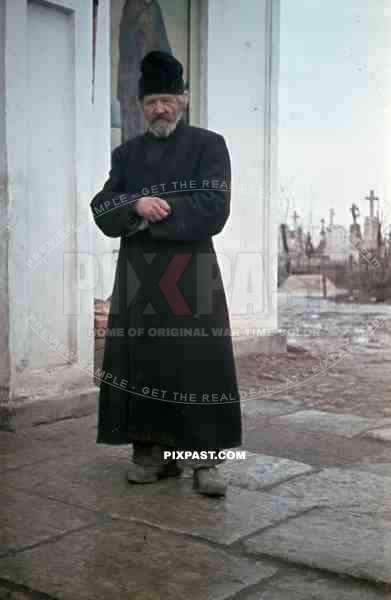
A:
[
  {"xmin": 2, "ymin": 0, "xmax": 107, "ymax": 403},
  {"xmin": 205, "ymin": 0, "xmax": 280, "ymax": 333}
]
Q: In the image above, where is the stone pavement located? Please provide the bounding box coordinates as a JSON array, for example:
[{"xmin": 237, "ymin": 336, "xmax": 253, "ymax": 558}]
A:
[{"xmin": 2, "ymin": 400, "xmax": 391, "ymax": 599}]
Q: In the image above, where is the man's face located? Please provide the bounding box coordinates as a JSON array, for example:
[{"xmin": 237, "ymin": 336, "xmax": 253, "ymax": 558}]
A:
[{"xmin": 142, "ymin": 94, "xmax": 182, "ymax": 137}]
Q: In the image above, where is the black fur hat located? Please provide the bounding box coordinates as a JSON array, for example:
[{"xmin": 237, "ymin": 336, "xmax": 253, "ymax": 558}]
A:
[{"xmin": 138, "ymin": 51, "xmax": 185, "ymax": 99}]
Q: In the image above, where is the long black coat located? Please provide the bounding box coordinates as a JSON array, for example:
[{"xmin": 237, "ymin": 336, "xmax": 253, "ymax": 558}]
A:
[{"xmin": 90, "ymin": 120, "xmax": 242, "ymax": 450}]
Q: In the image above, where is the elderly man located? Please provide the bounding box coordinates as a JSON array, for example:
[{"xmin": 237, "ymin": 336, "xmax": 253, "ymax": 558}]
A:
[{"xmin": 90, "ymin": 51, "xmax": 242, "ymax": 497}]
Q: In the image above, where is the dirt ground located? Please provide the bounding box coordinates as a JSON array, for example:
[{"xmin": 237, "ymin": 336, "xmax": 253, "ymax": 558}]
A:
[{"xmin": 236, "ymin": 299, "xmax": 391, "ymax": 418}]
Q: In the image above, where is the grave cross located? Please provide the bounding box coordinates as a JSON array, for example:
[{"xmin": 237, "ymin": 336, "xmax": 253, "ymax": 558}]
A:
[
  {"xmin": 292, "ymin": 210, "xmax": 300, "ymax": 228},
  {"xmin": 351, "ymin": 203, "xmax": 360, "ymax": 224},
  {"xmin": 366, "ymin": 190, "xmax": 378, "ymax": 219}
]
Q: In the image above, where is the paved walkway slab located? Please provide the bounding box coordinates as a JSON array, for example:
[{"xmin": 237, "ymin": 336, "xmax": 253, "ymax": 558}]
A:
[
  {"xmin": 244, "ymin": 422, "xmax": 387, "ymax": 468},
  {"xmin": 243, "ymin": 567, "xmax": 390, "ymax": 600},
  {"xmin": 0, "ymin": 521, "xmax": 277, "ymax": 600},
  {"xmin": 27, "ymin": 414, "xmax": 97, "ymax": 442},
  {"xmin": 270, "ymin": 410, "xmax": 376, "ymax": 438},
  {"xmin": 0, "ymin": 418, "xmax": 97, "ymax": 473},
  {"xmin": 0, "ymin": 582, "xmax": 37, "ymax": 599},
  {"xmin": 365, "ymin": 428, "xmax": 391, "ymax": 443},
  {"xmin": 0, "ymin": 485, "xmax": 100, "ymax": 557},
  {"xmin": 220, "ymin": 452, "xmax": 313, "ymax": 491},
  {"xmin": 0, "ymin": 431, "xmax": 69, "ymax": 473},
  {"xmin": 4, "ymin": 452, "xmax": 315, "ymax": 545},
  {"xmin": 241, "ymin": 399, "xmax": 301, "ymax": 418},
  {"xmin": 267, "ymin": 467, "xmax": 391, "ymax": 515},
  {"xmin": 351, "ymin": 462, "xmax": 391, "ymax": 480},
  {"xmin": 4, "ymin": 407, "xmax": 391, "ymax": 596},
  {"xmin": 244, "ymin": 508, "xmax": 391, "ymax": 584}
]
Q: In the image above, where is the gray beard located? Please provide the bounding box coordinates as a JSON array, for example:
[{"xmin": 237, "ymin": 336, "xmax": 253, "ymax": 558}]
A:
[{"xmin": 147, "ymin": 114, "xmax": 182, "ymax": 138}]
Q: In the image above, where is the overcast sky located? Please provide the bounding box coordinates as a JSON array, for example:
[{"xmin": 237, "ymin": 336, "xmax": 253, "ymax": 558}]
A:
[{"xmin": 278, "ymin": 0, "xmax": 391, "ymax": 233}]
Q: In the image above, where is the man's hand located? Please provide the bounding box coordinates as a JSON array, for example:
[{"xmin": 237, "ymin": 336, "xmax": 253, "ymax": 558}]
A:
[{"xmin": 133, "ymin": 196, "xmax": 171, "ymax": 223}]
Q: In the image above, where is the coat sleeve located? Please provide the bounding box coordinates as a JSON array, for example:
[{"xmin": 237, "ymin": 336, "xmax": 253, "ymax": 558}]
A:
[
  {"xmin": 90, "ymin": 146, "xmax": 149, "ymax": 238},
  {"xmin": 148, "ymin": 134, "xmax": 231, "ymax": 241}
]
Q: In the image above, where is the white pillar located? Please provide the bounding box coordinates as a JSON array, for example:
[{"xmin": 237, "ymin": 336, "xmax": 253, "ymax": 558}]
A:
[
  {"xmin": 92, "ymin": 0, "xmax": 119, "ymax": 303},
  {"xmin": 205, "ymin": 0, "xmax": 282, "ymax": 349},
  {"xmin": 0, "ymin": 0, "xmax": 11, "ymax": 416}
]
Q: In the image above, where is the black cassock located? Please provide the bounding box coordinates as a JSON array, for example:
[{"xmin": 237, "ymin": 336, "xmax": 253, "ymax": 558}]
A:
[{"xmin": 90, "ymin": 120, "xmax": 242, "ymax": 450}]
